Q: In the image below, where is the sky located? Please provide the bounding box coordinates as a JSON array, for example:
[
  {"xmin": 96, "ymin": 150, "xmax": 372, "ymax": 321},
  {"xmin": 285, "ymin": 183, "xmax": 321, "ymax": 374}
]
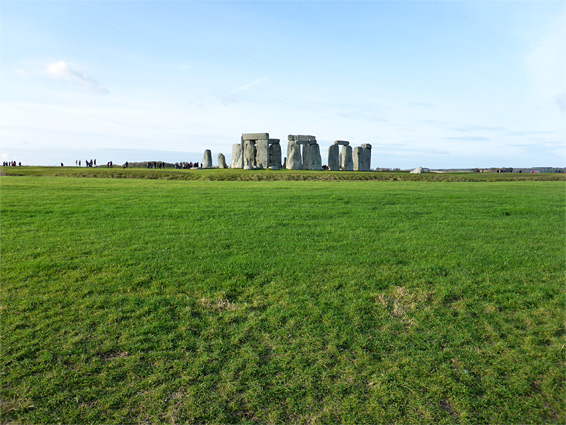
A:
[{"xmin": 1, "ymin": 0, "xmax": 565, "ymax": 169}]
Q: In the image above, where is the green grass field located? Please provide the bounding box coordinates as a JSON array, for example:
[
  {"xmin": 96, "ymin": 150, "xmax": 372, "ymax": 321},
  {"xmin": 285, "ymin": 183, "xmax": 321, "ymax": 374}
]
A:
[{"xmin": 1, "ymin": 169, "xmax": 564, "ymax": 423}]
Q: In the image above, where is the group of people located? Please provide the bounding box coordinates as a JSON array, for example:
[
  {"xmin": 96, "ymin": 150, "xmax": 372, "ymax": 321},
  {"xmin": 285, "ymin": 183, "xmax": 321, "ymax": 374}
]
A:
[
  {"xmin": 74, "ymin": 160, "xmax": 96, "ymax": 167},
  {"xmin": 174, "ymin": 162, "xmax": 199, "ymax": 169},
  {"xmin": 147, "ymin": 161, "xmax": 166, "ymax": 169},
  {"xmin": 75, "ymin": 159, "xmax": 97, "ymax": 167},
  {"xmin": 3, "ymin": 161, "xmax": 21, "ymax": 166}
]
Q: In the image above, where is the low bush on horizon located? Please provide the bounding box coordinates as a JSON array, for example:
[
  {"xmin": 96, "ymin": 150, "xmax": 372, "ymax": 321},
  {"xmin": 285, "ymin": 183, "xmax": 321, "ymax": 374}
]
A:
[{"xmin": 1, "ymin": 176, "xmax": 564, "ymax": 423}]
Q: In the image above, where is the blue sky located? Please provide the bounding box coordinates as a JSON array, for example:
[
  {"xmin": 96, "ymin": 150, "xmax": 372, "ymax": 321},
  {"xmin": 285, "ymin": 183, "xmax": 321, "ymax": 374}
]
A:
[{"xmin": 1, "ymin": 1, "xmax": 564, "ymax": 168}]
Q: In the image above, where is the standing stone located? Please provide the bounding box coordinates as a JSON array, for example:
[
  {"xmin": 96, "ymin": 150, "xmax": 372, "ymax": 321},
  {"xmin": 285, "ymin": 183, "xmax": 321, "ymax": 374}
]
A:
[
  {"xmin": 268, "ymin": 142, "xmax": 282, "ymax": 169},
  {"xmin": 286, "ymin": 141, "xmax": 302, "ymax": 170},
  {"xmin": 328, "ymin": 143, "xmax": 340, "ymax": 171},
  {"xmin": 301, "ymin": 143, "xmax": 310, "ymax": 170},
  {"xmin": 304, "ymin": 143, "xmax": 322, "ymax": 170},
  {"xmin": 360, "ymin": 144, "xmax": 372, "ymax": 171},
  {"xmin": 243, "ymin": 140, "xmax": 256, "ymax": 170},
  {"xmin": 255, "ymin": 139, "xmax": 269, "ymax": 169},
  {"xmin": 218, "ymin": 153, "xmax": 227, "ymax": 169},
  {"xmin": 202, "ymin": 149, "xmax": 212, "ymax": 168},
  {"xmin": 282, "ymin": 157, "xmax": 287, "ymax": 169},
  {"xmin": 353, "ymin": 147, "xmax": 362, "ymax": 171},
  {"xmin": 230, "ymin": 144, "xmax": 243, "ymax": 168},
  {"xmin": 340, "ymin": 145, "xmax": 353, "ymax": 171}
]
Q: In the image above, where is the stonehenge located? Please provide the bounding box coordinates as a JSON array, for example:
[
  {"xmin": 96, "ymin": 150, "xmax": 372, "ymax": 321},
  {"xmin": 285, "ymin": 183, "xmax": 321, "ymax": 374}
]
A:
[
  {"xmin": 204, "ymin": 133, "xmax": 373, "ymax": 171},
  {"xmin": 230, "ymin": 133, "xmax": 283, "ymax": 170},
  {"xmin": 287, "ymin": 135, "xmax": 322, "ymax": 170},
  {"xmin": 361, "ymin": 144, "xmax": 372, "ymax": 171},
  {"xmin": 328, "ymin": 143, "xmax": 340, "ymax": 171},
  {"xmin": 353, "ymin": 144, "xmax": 372, "ymax": 171},
  {"xmin": 243, "ymin": 140, "xmax": 256, "ymax": 170},
  {"xmin": 202, "ymin": 149, "xmax": 212, "ymax": 168},
  {"xmin": 329, "ymin": 140, "xmax": 350, "ymax": 171},
  {"xmin": 230, "ymin": 143, "xmax": 243, "ymax": 168},
  {"xmin": 286, "ymin": 140, "xmax": 302, "ymax": 170},
  {"xmin": 340, "ymin": 145, "xmax": 353, "ymax": 171},
  {"xmin": 268, "ymin": 139, "xmax": 282, "ymax": 170}
]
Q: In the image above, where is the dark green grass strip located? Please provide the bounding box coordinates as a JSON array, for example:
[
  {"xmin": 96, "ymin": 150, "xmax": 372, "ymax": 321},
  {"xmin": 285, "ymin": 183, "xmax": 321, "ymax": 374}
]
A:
[
  {"xmin": 1, "ymin": 177, "xmax": 564, "ymax": 423},
  {"xmin": 2, "ymin": 166, "xmax": 565, "ymax": 182}
]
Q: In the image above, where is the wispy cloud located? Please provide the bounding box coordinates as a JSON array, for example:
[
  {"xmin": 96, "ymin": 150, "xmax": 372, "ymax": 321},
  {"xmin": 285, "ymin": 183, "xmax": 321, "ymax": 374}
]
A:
[
  {"xmin": 445, "ymin": 136, "xmax": 491, "ymax": 142},
  {"xmin": 451, "ymin": 125, "xmax": 506, "ymax": 133},
  {"xmin": 232, "ymin": 77, "xmax": 268, "ymax": 93},
  {"xmin": 407, "ymin": 102, "xmax": 435, "ymax": 109},
  {"xmin": 507, "ymin": 130, "xmax": 556, "ymax": 136},
  {"xmin": 45, "ymin": 60, "xmax": 109, "ymax": 94}
]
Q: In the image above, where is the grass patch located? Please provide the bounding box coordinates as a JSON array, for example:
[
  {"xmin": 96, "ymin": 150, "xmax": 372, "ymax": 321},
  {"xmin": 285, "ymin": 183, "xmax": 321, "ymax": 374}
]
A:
[{"xmin": 1, "ymin": 176, "xmax": 564, "ymax": 423}]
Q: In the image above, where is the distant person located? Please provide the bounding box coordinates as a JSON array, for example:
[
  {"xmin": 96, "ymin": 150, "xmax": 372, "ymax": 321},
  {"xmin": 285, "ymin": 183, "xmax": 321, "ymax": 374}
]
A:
[
  {"xmin": 94, "ymin": 159, "xmax": 97, "ymax": 167},
  {"xmin": 18, "ymin": 162, "xmax": 21, "ymax": 166},
  {"xmin": 61, "ymin": 162, "xmax": 64, "ymax": 167}
]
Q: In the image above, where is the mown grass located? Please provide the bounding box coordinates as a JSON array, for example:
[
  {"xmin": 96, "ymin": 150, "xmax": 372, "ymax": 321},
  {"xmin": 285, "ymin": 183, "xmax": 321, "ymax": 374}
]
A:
[
  {"xmin": 1, "ymin": 176, "xmax": 564, "ymax": 424},
  {"xmin": 2, "ymin": 165, "xmax": 565, "ymax": 182}
]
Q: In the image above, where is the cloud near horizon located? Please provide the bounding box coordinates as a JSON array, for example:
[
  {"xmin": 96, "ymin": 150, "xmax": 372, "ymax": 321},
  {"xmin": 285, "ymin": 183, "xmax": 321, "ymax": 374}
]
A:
[{"xmin": 45, "ymin": 61, "xmax": 109, "ymax": 94}]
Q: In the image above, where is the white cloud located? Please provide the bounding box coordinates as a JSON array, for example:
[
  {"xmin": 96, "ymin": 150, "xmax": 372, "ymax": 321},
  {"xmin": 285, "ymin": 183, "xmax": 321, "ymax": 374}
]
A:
[{"xmin": 44, "ymin": 60, "xmax": 109, "ymax": 94}]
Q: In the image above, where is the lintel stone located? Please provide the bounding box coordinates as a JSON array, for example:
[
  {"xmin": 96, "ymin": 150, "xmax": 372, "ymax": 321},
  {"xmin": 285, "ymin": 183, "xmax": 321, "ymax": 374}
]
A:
[
  {"xmin": 288, "ymin": 135, "xmax": 316, "ymax": 142},
  {"xmin": 333, "ymin": 140, "xmax": 350, "ymax": 146},
  {"xmin": 242, "ymin": 133, "xmax": 269, "ymax": 141}
]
